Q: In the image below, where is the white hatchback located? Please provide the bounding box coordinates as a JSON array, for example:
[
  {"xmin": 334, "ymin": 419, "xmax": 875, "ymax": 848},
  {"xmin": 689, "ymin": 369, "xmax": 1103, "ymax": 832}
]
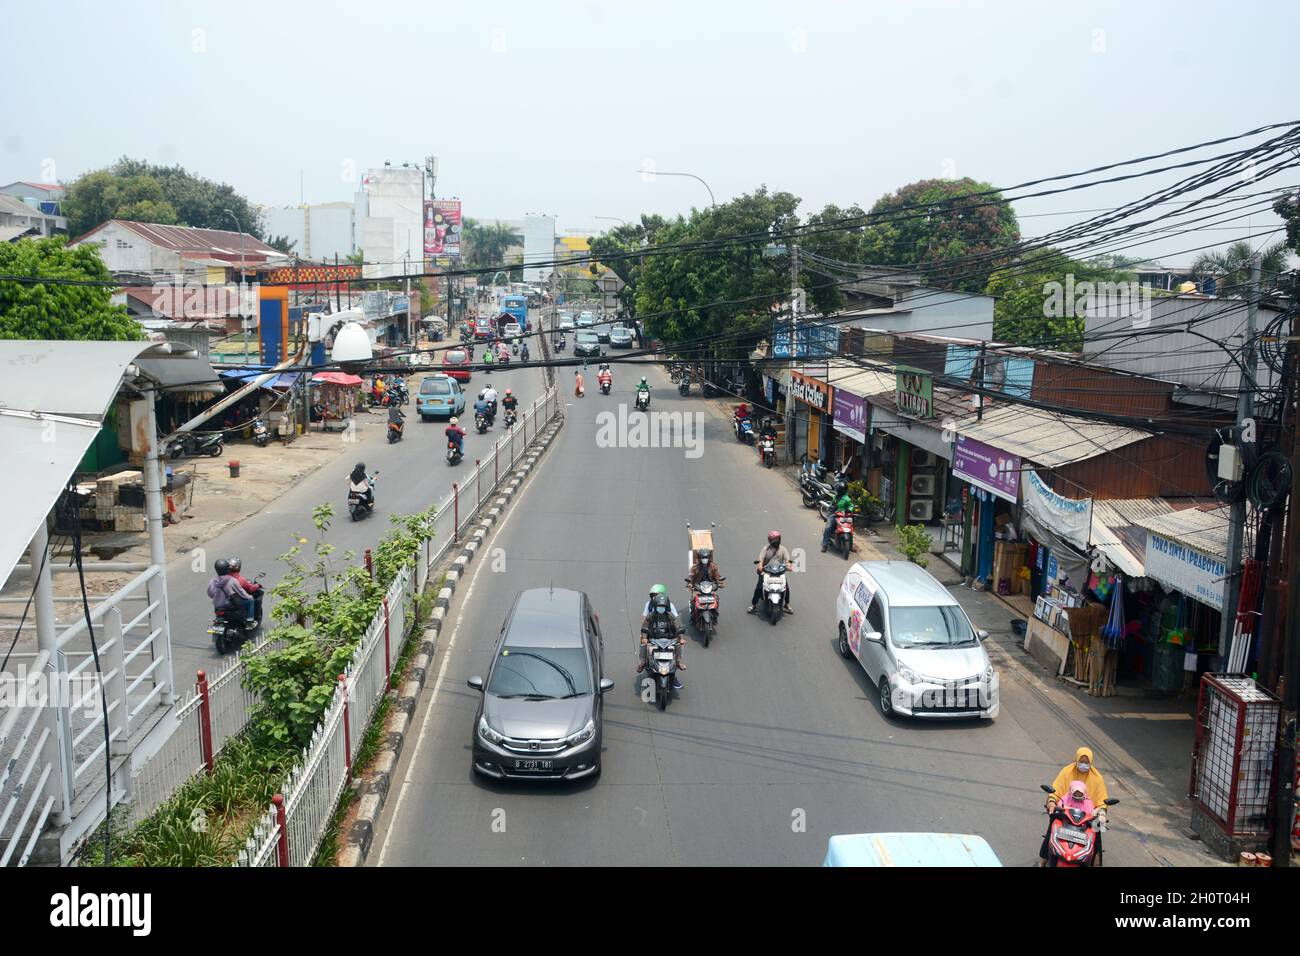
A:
[{"xmin": 836, "ymin": 561, "xmax": 997, "ymax": 720}]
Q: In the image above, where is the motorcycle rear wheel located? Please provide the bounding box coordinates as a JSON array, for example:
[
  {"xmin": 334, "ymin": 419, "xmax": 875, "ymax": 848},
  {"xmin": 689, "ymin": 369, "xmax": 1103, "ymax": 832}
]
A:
[
  {"xmin": 769, "ymin": 602, "xmax": 783, "ymax": 626},
  {"xmin": 657, "ymin": 681, "xmax": 668, "ymax": 710}
]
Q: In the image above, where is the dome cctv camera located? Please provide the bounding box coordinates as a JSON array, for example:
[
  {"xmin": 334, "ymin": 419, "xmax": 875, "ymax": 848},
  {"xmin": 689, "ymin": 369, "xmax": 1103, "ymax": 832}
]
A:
[{"xmin": 331, "ymin": 321, "xmax": 373, "ymax": 373}]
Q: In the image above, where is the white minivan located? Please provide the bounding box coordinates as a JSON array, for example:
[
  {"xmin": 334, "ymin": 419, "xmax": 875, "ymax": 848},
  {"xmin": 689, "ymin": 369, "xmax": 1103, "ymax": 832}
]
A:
[{"xmin": 836, "ymin": 561, "xmax": 998, "ymax": 720}]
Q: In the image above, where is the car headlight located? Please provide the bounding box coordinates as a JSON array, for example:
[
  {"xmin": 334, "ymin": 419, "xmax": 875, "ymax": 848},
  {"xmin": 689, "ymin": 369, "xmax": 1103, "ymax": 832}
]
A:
[
  {"xmin": 477, "ymin": 716, "xmax": 505, "ymax": 745},
  {"xmin": 897, "ymin": 665, "xmax": 922, "ymax": 685},
  {"xmin": 564, "ymin": 719, "xmax": 596, "ymax": 747},
  {"xmin": 983, "ymin": 665, "xmax": 995, "ymax": 684}
]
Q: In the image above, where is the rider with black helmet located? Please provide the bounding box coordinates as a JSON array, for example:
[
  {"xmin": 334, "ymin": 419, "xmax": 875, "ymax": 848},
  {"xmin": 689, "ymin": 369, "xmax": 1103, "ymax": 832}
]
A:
[
  {"xmin": 207, "ymin": 557, "xmax": 255, "ymax": 623},
  {"xmin": 749, "ymin": 531, "xmax": 793, "ymax": 614}
]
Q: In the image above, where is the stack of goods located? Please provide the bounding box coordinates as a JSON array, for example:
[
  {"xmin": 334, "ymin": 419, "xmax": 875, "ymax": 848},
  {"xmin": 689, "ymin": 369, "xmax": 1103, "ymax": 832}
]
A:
[
  {"xmin": 95, "ymin": 470, "xmax": 145, "ymax": 532},
  {"xmin": 1064, "ymin": 601, "xmax": 1109, "ymax": 689},
  {"xmin": 993, "ymin": 541, "xmax": 1029, "ymax": 595}
]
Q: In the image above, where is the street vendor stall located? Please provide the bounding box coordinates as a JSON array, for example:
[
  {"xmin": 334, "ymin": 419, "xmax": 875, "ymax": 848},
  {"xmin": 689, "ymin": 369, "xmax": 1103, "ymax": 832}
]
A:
[{"xmin": 311, "ymin": 371, "xmax": 363, "ymax": 432}]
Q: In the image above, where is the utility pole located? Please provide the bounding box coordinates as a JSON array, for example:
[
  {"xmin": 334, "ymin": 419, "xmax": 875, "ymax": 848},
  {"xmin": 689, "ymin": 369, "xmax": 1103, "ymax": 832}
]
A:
[
  {"xmin": 790, "ymin": 243, "xmax": 802, "ymax": 365},
  {"xmin": 1219, "ymin": 256, "xmax": 1261, "ymax": 668},
  {"xmin": 1274, "ymin": 305, "xmax": 1299, "ymax": 867}
]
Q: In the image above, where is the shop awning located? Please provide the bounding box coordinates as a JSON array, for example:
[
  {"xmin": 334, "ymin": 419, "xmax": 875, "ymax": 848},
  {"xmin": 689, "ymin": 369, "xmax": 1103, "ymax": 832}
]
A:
[
  {"xmin": 219, "ymin": 367, "xmax": 301, "ymax": 390},
  {"xmin": 954, "ymin": 404, "xmax": 1151, "ymax": 469},
  {"xmin": 312, "ymin": 371, "xmax": 363, "ymax": 387}
]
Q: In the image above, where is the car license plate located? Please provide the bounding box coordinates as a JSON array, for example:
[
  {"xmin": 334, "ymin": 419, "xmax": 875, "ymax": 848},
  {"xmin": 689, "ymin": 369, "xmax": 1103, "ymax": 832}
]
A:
[
  {"xmin": 514, "ymin": 759, "xmax": 553, "ymax": 771},
  {"xmin": 1058, "ymin": 826, "xmax": 1089, "ymax": 845}
]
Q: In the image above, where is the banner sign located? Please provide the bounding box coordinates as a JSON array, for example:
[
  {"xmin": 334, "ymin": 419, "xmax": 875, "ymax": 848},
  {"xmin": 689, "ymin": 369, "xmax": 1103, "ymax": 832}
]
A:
[
  {"xmin": 1144, "ymin": 532, "xmax": 1225, "ymax": 610},
  {"xmin": 953, "ymin": 435, "xmax": 1020, "ymax": 503},
  {"xmin": 832, "ymin": 388, "xmax": 868, "ymax": 444},
  {"xmin": 424, "ymin": 199, "xmax": 462, "ymax": 257},
  {"xmin": 771, "ymin": 318, "xmax": 838, "ymax": 359},
  {"xmin": 789, "ymin": 371, "xmax": 832, "ymax": 413},
  {"xmin": 895, "ymin": 365, "xmax": 933, "ymax": 419},
  {"xmin": 1022, "ymin": 470, "xmax": 1092, "ymax": 549}
]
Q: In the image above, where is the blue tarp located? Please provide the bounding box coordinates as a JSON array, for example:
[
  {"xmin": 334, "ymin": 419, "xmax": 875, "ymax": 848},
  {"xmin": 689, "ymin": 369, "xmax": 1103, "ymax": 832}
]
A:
[{"xmin": 219, "ymin": 367, "xmax": 302, "ymax": 390}]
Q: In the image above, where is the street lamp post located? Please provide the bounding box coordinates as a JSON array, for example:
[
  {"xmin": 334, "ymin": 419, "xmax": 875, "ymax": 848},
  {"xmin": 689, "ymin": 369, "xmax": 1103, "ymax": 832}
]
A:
[{"xmin": 636, "ymin": 170, "xmax": 716, "ymax": 208}]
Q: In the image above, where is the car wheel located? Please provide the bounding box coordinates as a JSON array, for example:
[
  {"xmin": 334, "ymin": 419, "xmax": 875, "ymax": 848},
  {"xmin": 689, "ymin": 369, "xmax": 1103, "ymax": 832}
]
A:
[
  {"xmin": 878, "ymin": 675, "xmax": 894, "ymax": 717},
  {"xmin": 838, "ymin": 623, "xmax": 851, "ymax": 659}
]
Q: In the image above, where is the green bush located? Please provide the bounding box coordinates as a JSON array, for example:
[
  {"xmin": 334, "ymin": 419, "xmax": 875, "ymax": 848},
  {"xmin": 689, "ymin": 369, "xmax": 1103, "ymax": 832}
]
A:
[
  {"xmin": 896, "ymin": 523, "xmax": 933, "ymax": 567},
  {"xmin": 846, "ymin": 480, "xmax": 881, "ymax": 515}
]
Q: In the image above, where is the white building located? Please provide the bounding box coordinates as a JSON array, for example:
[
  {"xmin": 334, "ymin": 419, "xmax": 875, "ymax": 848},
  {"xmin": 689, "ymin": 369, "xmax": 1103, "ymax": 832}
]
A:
[
  {"xmin": 523, "ymin": 213, "xmax": 556, "ymax": 283},
  {"xmin": 262, "ymin": 201, "xmax": 356, "ymax": 261},
  {"xmin": 70, "ymin": 220, "xmax": 286, "ymax": 276},
  {"xmin": 360, "ymin": 166, "xmax": 424, "ymax": 280}
]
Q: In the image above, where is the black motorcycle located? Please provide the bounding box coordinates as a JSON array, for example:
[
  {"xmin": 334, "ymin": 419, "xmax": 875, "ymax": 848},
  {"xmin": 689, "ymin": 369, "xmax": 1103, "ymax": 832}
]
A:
[
  {"xmin": 799, "ymin": 458, "xmax": 847, "ymax": 509},
  {"xmin": 644, "ymin": 619, "xmax": 680, "ymax": 711},
  {"xmin": 348, "ymin": 472, "xmax": 378, "ymax": 521},
  {"xmin": 446, "ymin": 441, "xmax": 463, "ymax": 466},
  {"xmin": 208, "ymin": 573, "xmax": 265, "ymax": 654},
  {"xmin": 167, "ymin": 431, "xmax": 225, "ymax": 459},
  {"xmin": 759, "ymin": 435, "xmax": 776, "ymax": 468},
  {"xmin": 504, "ymin": 408, "xmax": 517, "ymax": 428},
  {"xmin": 475, "ymin": 412, "xmax": 490, "ymax": 433},
  {"xmin": 635, "ymin": 387, "xmax": 651, "ymax": 411},
  {"xmin": 251, "ymin": 418, "xmax": 270, "ymax": 447},
  {"xmin": 686, "ymin": 578, "xmax": 723, "ymax": 648},
  {"xmin": 387, "ymin": 417, "xmax": 405, "ymax": 444},
  {"xmin": 678, "ymin": 375, "xmax": 690, "ymax": 397}
]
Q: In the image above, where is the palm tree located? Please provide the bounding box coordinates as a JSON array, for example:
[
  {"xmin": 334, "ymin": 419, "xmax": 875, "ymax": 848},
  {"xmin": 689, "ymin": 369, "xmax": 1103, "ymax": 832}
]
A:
[
  {"xmin": 462, "ymin": 219, "xmax": 522, "ymax": 270},
  {"xmin": 1191, "ymin": 240, "xmax": 1290, "ymax": 296}
]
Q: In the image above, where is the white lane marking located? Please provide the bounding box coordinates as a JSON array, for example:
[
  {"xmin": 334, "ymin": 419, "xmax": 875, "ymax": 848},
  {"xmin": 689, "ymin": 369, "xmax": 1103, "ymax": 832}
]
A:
[{"xmin": 375, "ymin": 445, "xmax": 540, "ymax": 867}]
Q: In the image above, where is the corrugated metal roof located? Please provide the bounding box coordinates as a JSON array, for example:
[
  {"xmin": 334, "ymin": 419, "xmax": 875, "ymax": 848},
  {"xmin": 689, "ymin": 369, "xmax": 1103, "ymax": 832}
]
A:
[
  {"xmin": 0, "ymin": 224, "xmax": 37, "ymax": 243},
  {"xmin": 825, "ymin": 367, "xmax": 896, "ymax": 398},
  {"xmin": 1135, "ymin": 505, "xmax": 1232, "ymax": 559},
  {"xmin": 954, "ymin": 403, "xmax": 1151, "ymax": 468},
  {"xmin": 1090, "ymin": 498, "xmax": 1177, "ymax": 576}
]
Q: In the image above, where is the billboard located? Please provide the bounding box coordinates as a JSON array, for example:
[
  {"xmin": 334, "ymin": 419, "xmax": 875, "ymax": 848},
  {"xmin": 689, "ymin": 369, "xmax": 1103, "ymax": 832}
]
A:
[{"xmin": 424, "ymin": 199, "xmax": 462, "ymax": 257}]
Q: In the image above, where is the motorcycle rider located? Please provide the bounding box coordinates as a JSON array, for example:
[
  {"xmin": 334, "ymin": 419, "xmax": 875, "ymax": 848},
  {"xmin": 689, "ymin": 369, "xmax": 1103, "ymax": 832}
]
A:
[
  {"xmin": 636, "ymin": 585, "xmax": 685, "ymax": 689},
  {"xmin": 635, "ymin": 375, "xmax": 650, "ymax": 407},
  {"xmin": 1039, "ymin": 746, "xmax": 1110, "ymax": 866},
  {"xmin": 749, "ymin": 531, "xmax": 793, "ymax": 614},
  {"xmin": 348, "ymin": 462, "xmax": 373, "ymax": 509},
  {"xmin": 687, "ymin": 547, "xmax": 725, "ymax": 619},
  {"xmin": 822, "ymin": 481, "xmax": 855, "ymax": 552},
  {"xmin": 445, "ymin": 416, "xmax": 466, "ymax": 457},
  {"xmin": 207, "ymin": 558, "xmax": 255, "ymax": 624},
  {"xmin": 473, "ymin": 394, "xmax": 493, "ymax": 428},
  {"xmin": 597, "ymin": 363, "xmax": 612, "ymax": 391},
  {"xmin": 496, "ymin": 340, "xmax": 510, "ymax": 364},
  {"xmin": 371, "ymin": 376, "xmax": 387, "ymax": 405},
  {"xmin": 387, "ymin": 402, "xmax": 405, "ymax": 436},
  {"xmin": 501, "ymin": 388, "xmax": 519, "ymax": 420},
  {"xmin": 520, "ymin": 339, "xmax": 531, "ymax": 363},
  {"xmin": 225, "ymin": 556, "xmax": 263, "ymax": 622},
  {"xmin": 757, "ymin": 416, "xmax": 778, "ymax": 460}
]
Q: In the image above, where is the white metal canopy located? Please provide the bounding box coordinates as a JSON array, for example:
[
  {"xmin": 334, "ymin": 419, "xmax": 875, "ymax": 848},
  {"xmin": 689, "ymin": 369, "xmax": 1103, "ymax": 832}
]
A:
[{"xmin": 0, "ymin": 340, "xmax": 160, "ymax": 585}]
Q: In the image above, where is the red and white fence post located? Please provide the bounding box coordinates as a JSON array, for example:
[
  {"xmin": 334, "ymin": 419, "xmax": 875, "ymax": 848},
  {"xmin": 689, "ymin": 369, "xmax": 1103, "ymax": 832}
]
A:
[
  {"xmin": 273, "ymin": 794, "xmax": 289, "ymax": 867},
  {"xmin": 383, "ymin": 596, "xmax": 391, "ymax": 682},
  {"xmin": 339, "ymin": 674, "xmax": 352, "ymax": 777},
  {"xmin": 453, "ymin": 482, "xmax": 459, "ymax": 542}
]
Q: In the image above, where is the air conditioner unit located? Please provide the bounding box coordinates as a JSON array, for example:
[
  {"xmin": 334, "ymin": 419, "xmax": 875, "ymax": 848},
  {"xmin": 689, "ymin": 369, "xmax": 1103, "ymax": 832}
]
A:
[
  {"xmin": 910, "ymin": 474, "xmax": 936, "ymax": 497},
  {"xmin": 911, "ymin": 449, "xmax": 938, "ymax": 468},
  {"xmin": 909, "ymin": 500, "xmax": 934, "ymax": 522}
]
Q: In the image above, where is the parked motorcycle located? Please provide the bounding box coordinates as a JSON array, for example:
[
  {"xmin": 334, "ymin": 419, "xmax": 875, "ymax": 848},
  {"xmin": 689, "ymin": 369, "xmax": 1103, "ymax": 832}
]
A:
[
  {"xmin": 800, "ymin": 458, "xmax": 847, "ymax": 509},
  {"xmin": 348, "ymin": 471, "xmax": 378, "ymax": 522},
  {"xmin": 251, "ymin": 417, "xmax": 270, "ymax": 447},
  {"xmin": 1038, "ymin": 784, "xmax": 1119, "ymax": 867},
  {"xmin": 754, "ymin": 558, "xmax": 788, "ymax": 625},
  {"xmin": 760, "ymin": 436, "xmax": 776, "ymax": 468},
  {"xmin": 678, "ymin": 376, "xmax": 690, "ymax": 397},
  {"xmin": 734, "ymin": 416, "xmax": 754, "ymax": 444},
  {"xmin": 635, "ymin": 387, "xmax": 651, "ymax": 411},
  {"xmin": 207, "ymin": 573, "xmax": 265, "ymax": 654},
  {"xmin": 686, "ymin": 578, "xmax": 723, "ymax": 648},
  {"xmin": 446, "ymin": 441, "xmax": 463, "ymax": 466},
  {"xmin": 167, "ymin": 431, "xmax": 225, "ymax": 459}
]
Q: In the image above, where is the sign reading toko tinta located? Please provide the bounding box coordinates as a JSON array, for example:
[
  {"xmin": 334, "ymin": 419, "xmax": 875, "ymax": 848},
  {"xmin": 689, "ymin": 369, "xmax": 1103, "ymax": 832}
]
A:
[
  {"xmin": 1144, "ymin": 532, "xmax": 1225, "ymax": 611},
  {"xmin": 895, "ymin": 365, "xmax": 933, "ymax": 419}
]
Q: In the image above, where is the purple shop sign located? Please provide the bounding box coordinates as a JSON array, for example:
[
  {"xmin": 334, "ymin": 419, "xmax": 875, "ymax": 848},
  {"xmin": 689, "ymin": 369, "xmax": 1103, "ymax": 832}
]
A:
[
  {"xmin": 952, "ymin": 435, "xmax": 1020, "ymax": 503},
  {"xmin": 832, "ymin": 389, "xmax": 867, "ymax": 443}
]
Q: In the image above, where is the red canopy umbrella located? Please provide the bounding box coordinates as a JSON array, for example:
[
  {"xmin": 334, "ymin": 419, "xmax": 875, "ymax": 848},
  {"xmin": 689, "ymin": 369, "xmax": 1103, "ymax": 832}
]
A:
[{"xmin": 312, "ymin": 371, "xmax": 363, "ymax": 386}]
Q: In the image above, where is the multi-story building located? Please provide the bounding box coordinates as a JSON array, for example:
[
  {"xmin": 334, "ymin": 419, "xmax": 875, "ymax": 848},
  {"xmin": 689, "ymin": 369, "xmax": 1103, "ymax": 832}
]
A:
[{"xmin": 262, "ymin": 201, "xmax": 356, "ymax": 261}]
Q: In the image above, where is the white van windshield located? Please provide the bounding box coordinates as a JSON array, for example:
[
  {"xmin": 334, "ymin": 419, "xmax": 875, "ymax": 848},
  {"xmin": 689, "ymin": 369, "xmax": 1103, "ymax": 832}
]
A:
[{"xmin": 889, "ymin": 605, "xmax": 976, "ymax": 648}]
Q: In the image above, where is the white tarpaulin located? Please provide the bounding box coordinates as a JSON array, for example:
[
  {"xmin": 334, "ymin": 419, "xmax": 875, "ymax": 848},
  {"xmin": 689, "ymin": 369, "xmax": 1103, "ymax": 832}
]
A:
[
  {"xmin": 0, "ymin": 340, "xmax": 159, "ymax": 585},
  {"xmin": 1021, "ymin": 470, "xmax": 1092, "ymax": 550}
]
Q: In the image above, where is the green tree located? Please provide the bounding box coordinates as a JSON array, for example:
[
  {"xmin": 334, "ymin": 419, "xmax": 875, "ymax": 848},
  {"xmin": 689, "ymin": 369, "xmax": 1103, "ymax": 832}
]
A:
[
  {"xmin": 267, "ymin": 234, "xmax": 296, "ymax": 254},
  {"xmin": 635, "ymin": 187, "xmax": 799, "ymax": 356},
  {"xmin": 588, "ymin": 214, "xmax": 669, "ymax": 318},
  {"xmin": 1275, "ymin": 189, "xmax": 1300, "ymax": 256},
  {"xmin": 461, "ymin": 219, "xmax": 522, "ymax": 271},
  {"xmin": 63, "ymin": 157, "xmax": 264, "ymax": 239},
  {"xmin": 799, "ymin": 203, "xmax": 869, "ymax": 315},
  {"xmin": 1191, "ymin": 239, "xmax": 1290, "ymax": 297},
  {"xmin": 0, "ymin": 237, "xmax": 142, "ymax": 340},
  {"xmin": 861, "ymin": 178, "xmax": 1020, "ymax": 293},
  {"xmin": 985, "ymin": 248, "xmax": 1132, "ymax": 350}
]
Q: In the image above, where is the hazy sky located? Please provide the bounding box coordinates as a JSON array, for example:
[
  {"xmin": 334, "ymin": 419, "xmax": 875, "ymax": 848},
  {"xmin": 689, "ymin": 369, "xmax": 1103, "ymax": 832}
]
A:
[{"xmin": 4, "ymin": 0, "xmax": 1297, "ymax": 256}]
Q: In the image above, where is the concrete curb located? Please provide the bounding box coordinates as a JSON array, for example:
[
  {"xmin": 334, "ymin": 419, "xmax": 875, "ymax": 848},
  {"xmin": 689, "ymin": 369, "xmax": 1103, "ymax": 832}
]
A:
[{"xmin": 336, "ymin": 412, "xmax": 565, "ymax": 867}]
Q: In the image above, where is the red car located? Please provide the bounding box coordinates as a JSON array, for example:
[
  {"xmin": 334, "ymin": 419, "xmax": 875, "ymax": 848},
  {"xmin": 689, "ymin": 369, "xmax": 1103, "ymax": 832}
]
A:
[{"xmin": 441, "ymin": 347, "xmax": 472, "ymax": 382}]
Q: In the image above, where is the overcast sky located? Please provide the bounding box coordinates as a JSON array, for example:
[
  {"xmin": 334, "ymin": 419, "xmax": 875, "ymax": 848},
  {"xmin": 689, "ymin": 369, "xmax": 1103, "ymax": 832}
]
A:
[{"xmin": 4, "ymin": 0, "xmax": 1297, "ymax": 257}]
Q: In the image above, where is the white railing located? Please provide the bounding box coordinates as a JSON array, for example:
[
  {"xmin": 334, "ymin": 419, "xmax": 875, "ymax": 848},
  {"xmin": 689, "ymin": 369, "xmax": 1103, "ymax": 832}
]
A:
[{"xmin": 0, "ymin": 651, "xmax": 60, "ymax": 867}]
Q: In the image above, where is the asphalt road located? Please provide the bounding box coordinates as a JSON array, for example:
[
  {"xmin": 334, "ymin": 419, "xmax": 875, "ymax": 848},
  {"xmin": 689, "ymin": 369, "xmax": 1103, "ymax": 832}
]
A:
[
  {"xmin": 164, "ymin": 349, "xmax": 551, "ymax": 685},
  {"xmin": 370, "ymin": 358, "xmax": 1175, "ymax": 868}
]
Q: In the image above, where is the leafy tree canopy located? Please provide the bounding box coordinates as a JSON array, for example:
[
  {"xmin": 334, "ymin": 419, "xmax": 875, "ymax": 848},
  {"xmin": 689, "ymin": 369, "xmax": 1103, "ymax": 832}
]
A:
[
  {"xmin": 985, "ymin": 248, "xmax": 1132, "ymax": 350},
  {"xmin": 0, "ymin": 237, "xmax": 142, "ymax": 341}
]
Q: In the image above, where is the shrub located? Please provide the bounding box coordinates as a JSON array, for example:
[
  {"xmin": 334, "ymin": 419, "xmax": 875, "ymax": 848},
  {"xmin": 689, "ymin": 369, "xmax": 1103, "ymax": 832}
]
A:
[{"xmin": 896, "ymin": 523, "xmax": 933, "ymax": 567}]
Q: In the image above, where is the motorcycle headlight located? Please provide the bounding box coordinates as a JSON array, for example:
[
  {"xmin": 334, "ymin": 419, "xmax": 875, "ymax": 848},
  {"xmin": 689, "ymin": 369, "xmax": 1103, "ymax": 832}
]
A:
[
  {"xmin": 477, "ymin": 716, "xmax": 504, "ymax": 746},
  {"xmin": 564, "ymin": 719, "xmax": 596, "ymax": 747}
]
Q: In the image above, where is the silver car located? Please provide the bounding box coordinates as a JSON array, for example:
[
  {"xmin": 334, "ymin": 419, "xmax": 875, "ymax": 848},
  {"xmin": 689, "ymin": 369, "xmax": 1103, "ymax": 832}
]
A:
[{"xmin": 836, "ymin": 561, "xmax": 997, "ymax": 719}]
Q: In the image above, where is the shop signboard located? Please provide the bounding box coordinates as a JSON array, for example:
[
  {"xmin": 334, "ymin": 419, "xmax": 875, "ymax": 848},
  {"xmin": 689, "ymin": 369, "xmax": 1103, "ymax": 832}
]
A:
[
  {"xmin": 1144, "ymin": 532, "xmax": 1225, "ymax": 611},
  {"xmin": 424, "ymin": 199, "xmax": 462, "ymax": 257},
  {"xmin": 1022, "ymin": 470, "xmax": 1092, "ymax": 549},
  {"xmin": 832, "ymin": 388, "xmax": 868, "ymax": 444},
  {"xmin": 789, "ymin": 370, "xmax": 832, "ymax": 413},
  {"xmin": 895, "ymin": 365, "xmax": 933, "ymax": 419},
  {"xmin": 953, "ymin": 435, "xmax": 1020, "ymax": 503}
]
